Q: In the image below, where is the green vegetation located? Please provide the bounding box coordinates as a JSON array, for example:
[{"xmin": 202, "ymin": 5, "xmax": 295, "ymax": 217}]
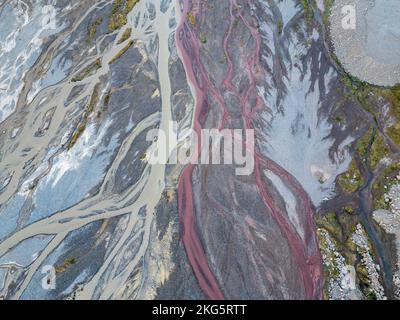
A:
[
  {"xmin": 340, "ymin": 73, "xmax": 395, "ymax": 168},
  {"xmin": 369, "ymin": 133, "xmax": 390, "ymax": 169},
  {"xmin": 343, "ymin": 206, "xmax": 354, "ymax": 215},
  {"xmin": 108, "ymin": 40, "xmax": 134, "ymax": 64},
  {"xmin": 87, "ymin": 19, "xmax": 102, "ymax": 43},
  {"xmin": 317, "ymin": 228, "xmax": 341, "ymax": 289},
  {"xmin": 165, "ymin": 189, "xmax": 175, "ymax": 203},
  {"xmin": 316, "ymin": 212, "xmax": 343, "ymax": 240},
  {"xmin": 338, "ymin": 158, "xmax": 364, "ymax": 193},
  {"xmin": 333, "ymin": 115, "xmax": 346, "ymax": 126},
  {"xmin": 187, "ymin": 11, "xmax": 196, "ymax": 26},
  {"xmin": 104, "ymin": 93, "xmax": 111, "ymax": 106},
  {"xmin": 373, "ymin": 161, "xmax": 400, "ymax": 210},
  {"xmin": 337, "ymin": 125, "xmax": 390, "ymax": 192},
  {"xmin": 320, "ymin": 2, "xmax": 400, "ymax": 299},
  {"xmin": 382, "ymin": 85, "xmax": 400, "ymax": 146},
  {"xmin": 277, "ymin": 19, "xmax": 283, "ymax": 35},
  {"xmin": 71, "ymin": 58, "xmax": 102, "ymax": 82},
  {"xmin": 387, "ymin": 124, "xmax": 400, "ymax": 146},
  {"xmin": 68, "ymin": 85, "xmax": 100, "ymax": 149},
  {"xmin": 301, "ymin": 0, "xmax": 315, "ymax": 26},
  {"xmin": 199, "ymin": 33, "xmax": 207, "ymax": 44},
  {"xmin": 356, "ymin": 263, "xmax": 377, "ymax": 300},
  {"xmin": 139, "ymin": 153, "xmax": 147, "ymax": 161},
  {"xmin": 67, "ymin": 124, "xmax": 86, "ymax": 150},
  {"xmin": 109, "ymin": 0, "xmax": 140, "ymax": 32},
  {"xmin": 315, "ymin": 210, "xmax": 382, "ymax": 299},
  {"xmin": 353, "ymin": 226, "xmax": 380, "ymax": 300},
  {"xmin": 316, "ymin": 210, "xmax": 360, "ymax": 298},
  {"xmin": 342, "ymin": 77, "xmax": 400, "ymax": 148},
  {"xmin": 356, "ymin": 128, "xmax": 373, "ymax": 158},
  {"xmin": 374, "ymin": 193, "xmax": 390, "ymax": 211},
  {"xmin": 342, "ymin": 75, "xmax": 375, "ymax": 114},
  {"xmin": 55, "ymin": 257, "xmax": 77, "ymax": 273},
  {"xmin": 322, "ymin": 0, "xmax": 335, "ymax": 26},
  {"xmin": 339, "ymin": 73, "xmax": 400, "ymax": 212},
  {"xmin": 117, "ymin": 27, "xmax": 132, "ymax": 44},
  {"xmin": 383, "ymin": 85, "xmax": 400, "ymax": 120}
]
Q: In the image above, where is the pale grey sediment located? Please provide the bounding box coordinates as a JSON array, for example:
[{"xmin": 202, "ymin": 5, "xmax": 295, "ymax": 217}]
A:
[{"xmin": 329, "ymin": 0, "xmax": 400, "ymax": 87}]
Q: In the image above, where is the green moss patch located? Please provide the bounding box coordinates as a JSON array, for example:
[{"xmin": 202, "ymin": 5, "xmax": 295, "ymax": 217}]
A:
[
  {"xmin": 370, "ymin": 133, "xmax": 390, "ymax": 169},
  {"xmin": 338, "ymin": 158, "xmax": 364, "ymax": 193},
  {"xmin": 117, "ymin": 27, "xmax": 132, "ymax": 44},
  {"xmin": 108, "ymin": 40, "xmax": 134, "ymax": 64},
  {"xmin": 55, "ymin": 257, "xmax": 77, "ymax": 274},
  {"xmin": 68, "ymin": 85, "xmax": 100, "ymax": 149},
  {"xmin": 71, "ymin": 58, "xmax": 102, "ymax": 82},
  {"xmin": 373, "ymin": 161, "xmax": 400, "ymax": 210},
  {"xmin": 109, "ymin": 0, "xmax": 140, "ymax": 32},
  {"xmin": 87, "ymin": 19, "xmax": 102, "ymax": 43}
]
